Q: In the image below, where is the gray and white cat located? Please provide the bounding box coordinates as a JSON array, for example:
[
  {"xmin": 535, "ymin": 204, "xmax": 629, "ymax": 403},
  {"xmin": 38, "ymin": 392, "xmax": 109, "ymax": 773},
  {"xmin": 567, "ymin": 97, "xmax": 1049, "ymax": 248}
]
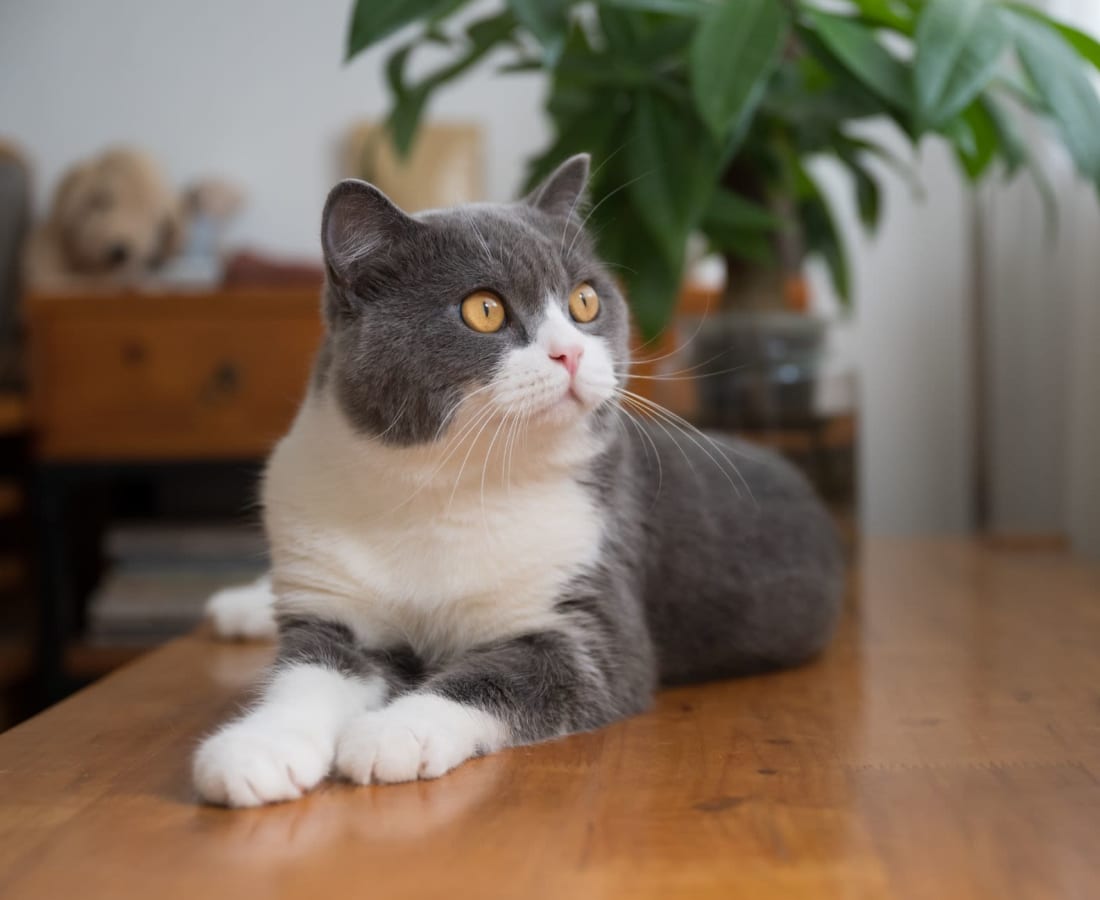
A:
[{"xmin": 193, "ymin": 155, "xmax": 843, "ymax": 807}]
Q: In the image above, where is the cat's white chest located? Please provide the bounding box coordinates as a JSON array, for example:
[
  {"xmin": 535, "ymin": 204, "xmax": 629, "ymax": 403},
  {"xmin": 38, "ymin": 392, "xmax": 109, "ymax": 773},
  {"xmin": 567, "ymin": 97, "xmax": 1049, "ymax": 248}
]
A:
[{"xmin": 263, "ymin": 397, "xmax": 604, "ymax": 658}]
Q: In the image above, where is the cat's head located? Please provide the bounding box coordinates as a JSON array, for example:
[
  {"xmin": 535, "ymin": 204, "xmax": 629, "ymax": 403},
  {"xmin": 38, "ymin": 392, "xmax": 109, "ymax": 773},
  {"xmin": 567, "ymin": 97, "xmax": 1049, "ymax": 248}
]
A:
[{"xmin": 317, "ymin": 154, "xmax": 629, "ymax": 451}]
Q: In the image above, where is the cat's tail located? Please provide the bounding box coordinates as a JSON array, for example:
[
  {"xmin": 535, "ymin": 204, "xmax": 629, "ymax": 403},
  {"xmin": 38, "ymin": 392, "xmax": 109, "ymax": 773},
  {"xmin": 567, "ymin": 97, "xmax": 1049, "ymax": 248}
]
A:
[{"xmin": 205, "ymin": 575, "xmax": 277, "ymax": 641}]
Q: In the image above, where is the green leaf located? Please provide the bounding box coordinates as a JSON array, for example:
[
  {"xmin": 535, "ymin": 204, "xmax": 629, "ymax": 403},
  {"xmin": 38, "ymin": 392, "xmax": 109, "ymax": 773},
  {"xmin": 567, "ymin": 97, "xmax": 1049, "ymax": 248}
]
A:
[
  {"xmin": 1005, "ymin": 4, "xmax": 1100, "ymax": 71},
  {"xmin": 507, "ymin": 0, "xmax": 570, "ymax": 65},
  {"xmin": 385, "ymin": 44, "xmax": 415, "ymax": 99},
  {"xmin": 346, "ymin": 0, "xmax": 458, "ymax": 60},
  {"xmin": 603, "ymin": 0, "xmax": 710, "ymax": 15},
  {"xmin": 523, "ymin": 97, "xmax": 624, "ymax": 193},
  {"xmin": 384, "ymin": 11, "xmax": 517, "ymax": 157},
  {"xmin": 913, "ymin": 0, "xmax": 1009, "ymax": 130},
  {"xmin": 1023, "ymin": 149, "xmax": 1059, "ymax": 231},
  {"xmin": 850, "ymin": 0, "xmax": 914, "ymax": 32},
  {"xmin": 836, "ymin": 150, "xmax": 883, "ymax": 230},
  {"xmin": 942, "ymin": 115, "xmax": 977, "ymax": 159},
  {"xmin": 690, "ymin": 0, "xmax": 790, "ymax": 139},
  {"xmin": 596, "ymin": 190, "xmax": 685, "ymax": 339},
  {"xmin": 943, "ymin": 100, "xmax": 998, "ymax": 180},
  {"xmin": 981, "ymin": 95, "xmax": 1026, "ymax": 176},
  {"xmin": 626, "ymin": 90, "xmax": 723, "ymax": 266},
  {"xmin": 798, "ymin": 168, "xmax": 851, "ymax": 305},
  {"xmin": 702, "ymin": 189, "xmax": 780, "ymax": 233},
  {"xmin": 1010, "ymin": 11, "xmax": 1100, "ymax": 182},
  {"xmin": 699, "ymin": 189, "xmax": 778, "ymax": 263},
  {"xmin": 853, "ymin": 163, "xmax": 881, "ymax": 230},
  {"xmin": 803, "ymin": 11, "xmax": 910, "ymax": 109},
  {"xmin": 962, "ymin": 100, "xmax": 998, "ymax": 180},
  {"xmin": 624, "ymin": 235, "xmax": 685, "ymax": 339},
  {"xmin": 388, "ymin": 88, "xmax": 431, "ymax": 157}
]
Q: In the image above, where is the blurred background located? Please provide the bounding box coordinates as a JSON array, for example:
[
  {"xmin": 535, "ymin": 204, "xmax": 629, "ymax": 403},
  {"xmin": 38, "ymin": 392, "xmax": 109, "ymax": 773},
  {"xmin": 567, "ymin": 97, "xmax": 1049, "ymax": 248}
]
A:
[{"xmin": 0, "ymin": 0, "xmax": 1098, "ymax": 727}]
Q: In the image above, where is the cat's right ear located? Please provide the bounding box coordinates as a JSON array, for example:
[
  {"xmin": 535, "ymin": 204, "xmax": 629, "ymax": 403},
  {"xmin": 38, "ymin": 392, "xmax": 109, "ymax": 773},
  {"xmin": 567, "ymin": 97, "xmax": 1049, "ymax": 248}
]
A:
[{"xmin": 321, "ymin": 179, "xmax": 417, "ymax": 286}]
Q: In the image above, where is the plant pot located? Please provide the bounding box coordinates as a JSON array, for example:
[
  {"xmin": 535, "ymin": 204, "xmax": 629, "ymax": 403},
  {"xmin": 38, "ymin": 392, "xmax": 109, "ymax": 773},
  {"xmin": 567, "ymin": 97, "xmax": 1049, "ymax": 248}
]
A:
[{"xmin": 688, "ymin": 309, "xmax": 827, "ymax": 430}]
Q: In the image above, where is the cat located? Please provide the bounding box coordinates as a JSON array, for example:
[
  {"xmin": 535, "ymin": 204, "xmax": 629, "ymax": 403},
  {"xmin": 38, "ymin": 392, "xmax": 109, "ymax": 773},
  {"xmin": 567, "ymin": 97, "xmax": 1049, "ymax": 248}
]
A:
[{"xmin": 192, "ymin": 155, "xmax": 843, "ymax": 807}]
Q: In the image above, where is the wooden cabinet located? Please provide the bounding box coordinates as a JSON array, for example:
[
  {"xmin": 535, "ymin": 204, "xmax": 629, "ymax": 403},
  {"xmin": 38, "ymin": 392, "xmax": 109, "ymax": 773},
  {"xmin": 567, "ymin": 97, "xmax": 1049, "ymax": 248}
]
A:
[{"xmin": 26, "ymin": 289, "xmax": 323, "ymax": 462}]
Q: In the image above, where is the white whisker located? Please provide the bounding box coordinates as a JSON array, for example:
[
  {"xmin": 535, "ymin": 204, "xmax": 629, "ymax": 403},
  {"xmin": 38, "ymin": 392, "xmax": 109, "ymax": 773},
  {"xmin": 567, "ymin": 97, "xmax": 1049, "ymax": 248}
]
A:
[{"xmin": 617, "ymin": 388, "xmax": 757, "ymax": 508}]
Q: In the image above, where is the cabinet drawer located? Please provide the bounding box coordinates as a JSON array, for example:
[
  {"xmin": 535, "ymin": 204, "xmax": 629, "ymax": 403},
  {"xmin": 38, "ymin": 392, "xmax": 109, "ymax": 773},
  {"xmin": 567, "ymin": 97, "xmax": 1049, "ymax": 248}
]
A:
[{"xmin": 27, "ymin": 292, "xmax": 323, "ymax": 462}]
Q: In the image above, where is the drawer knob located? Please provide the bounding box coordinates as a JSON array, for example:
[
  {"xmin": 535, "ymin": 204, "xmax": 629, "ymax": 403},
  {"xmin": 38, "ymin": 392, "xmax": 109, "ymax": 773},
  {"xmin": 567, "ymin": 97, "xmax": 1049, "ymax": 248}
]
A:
[
  {"xmin": 121, "ymin": 341, "xmax": 147, "ymax": 365},
  {"xmin": 201, "ymin": 361, "xmax": 241, "ymax": 402}
]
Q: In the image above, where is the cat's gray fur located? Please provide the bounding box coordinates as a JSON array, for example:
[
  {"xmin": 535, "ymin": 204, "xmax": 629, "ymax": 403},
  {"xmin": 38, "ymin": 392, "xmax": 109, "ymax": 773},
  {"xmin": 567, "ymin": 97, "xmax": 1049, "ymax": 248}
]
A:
[{"xmin": 276, "ymin": 155, "xmax": 842, "ymax": 752}]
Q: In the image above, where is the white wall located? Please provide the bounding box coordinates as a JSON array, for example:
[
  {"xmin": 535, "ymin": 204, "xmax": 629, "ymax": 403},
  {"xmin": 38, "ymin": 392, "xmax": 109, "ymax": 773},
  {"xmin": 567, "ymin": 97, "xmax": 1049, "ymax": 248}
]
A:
[
  {"xmin": 811, "ymin": 134, "xmax": 975, "ymax": 536},
  {"xmin": 978, "ymin": 0, "xmax": 1100, "ymax": 553},
  {"xmin": 0, "ymin": 0, "xmax": 549, "ymax": 257}
]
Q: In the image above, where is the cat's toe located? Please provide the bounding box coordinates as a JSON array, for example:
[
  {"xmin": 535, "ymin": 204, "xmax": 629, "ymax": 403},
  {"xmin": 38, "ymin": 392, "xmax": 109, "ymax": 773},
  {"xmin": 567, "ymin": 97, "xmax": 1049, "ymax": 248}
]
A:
[
  {"xmin": 193, "ymin": 722, "xmax": 330, "ymax": 807},
  {"xmin": 336, "ymin": 696, "xmax": 499, "ymax": 785},
  {"xmin": 336, "ymin": 713, "xmax": 422, "ymax": 784}
]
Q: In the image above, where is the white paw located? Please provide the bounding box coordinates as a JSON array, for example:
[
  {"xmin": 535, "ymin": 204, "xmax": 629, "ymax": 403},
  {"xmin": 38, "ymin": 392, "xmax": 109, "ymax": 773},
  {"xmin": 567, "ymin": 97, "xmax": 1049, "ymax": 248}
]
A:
[
  {"xmin": 193, "ymin": 719, "xmax": 332, "ymax": 807},
  {"xmin": 206, "ymin": 576, "xmax": 277, "ymax": 641},
  {"xmin": 335, "ymin": 694, "xmax": 507, "ymax": 785}
]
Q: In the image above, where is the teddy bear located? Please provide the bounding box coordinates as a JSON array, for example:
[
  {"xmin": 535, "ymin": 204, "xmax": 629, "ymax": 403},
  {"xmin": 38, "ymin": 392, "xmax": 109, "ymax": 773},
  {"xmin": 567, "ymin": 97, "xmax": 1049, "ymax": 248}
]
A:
[{"xmin": 24, "ymin": 146, "xmax": 242, "ymax": 291}]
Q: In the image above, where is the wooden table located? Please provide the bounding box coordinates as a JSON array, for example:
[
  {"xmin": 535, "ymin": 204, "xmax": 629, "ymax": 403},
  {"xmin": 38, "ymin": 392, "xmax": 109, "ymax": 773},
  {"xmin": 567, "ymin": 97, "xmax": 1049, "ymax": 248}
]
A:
[{"xmin": 3, "ymin": 539, "xmax": 1098, "ymax": 899}]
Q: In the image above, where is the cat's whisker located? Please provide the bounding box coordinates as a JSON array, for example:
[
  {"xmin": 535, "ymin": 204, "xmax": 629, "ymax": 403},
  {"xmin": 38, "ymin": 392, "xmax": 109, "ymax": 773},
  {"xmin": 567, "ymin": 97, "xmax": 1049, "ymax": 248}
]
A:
[
  {"xmin": 431, "ymin": 381, "xmax": 499, "ymax": 445},
  {"xmin": 615, "ymin": 361, "xmax": 753, "ymax": 383},
  {"xmin": 619, "ymin": 337, "xmax": 746, "ymax": 378},
  {"xmin": 616, "ymin": 388, "xmax": 757, "ymax": 507},
  {"xmin": 623, "ymin": 287, "xmax": 719, "ymax": 365},
  {"xmin": 613, "ymin": 405, "xmax": 664, "ymax": 503},
  {"xmin": 622, "ymin": 302, "xmax": 717, "ymax": 370},
  {"xmin": 617, "ymin": 394, "xmax": 696, "ymax": 489},
  {"xmin": 462, "ymin": 208, "xmax": 495, "ymax": 267},
  {"xmin": 387, "ymin": 402, "xmax": 498, "ymax": 514},
  {"xmin": 377, "ymin": 395, "xmax": 411, "ymax": 439},
  {"xmin": 478, "ymin": 411, "xmax": 511, "ymax": 537},
  {"xmin": 566, "ymin": 171, "xmax": 651, "ymax": 260},
  {"xmin": 502, "ymin": 406, "xmax": 526, "ymax": 495},
  {"xmin": 558, "ymin": 144, "xmax": 625, "ymax": 256},
  {"xmin": 446, "ymin": 405, "xmax": 502, "ymax": 513}
]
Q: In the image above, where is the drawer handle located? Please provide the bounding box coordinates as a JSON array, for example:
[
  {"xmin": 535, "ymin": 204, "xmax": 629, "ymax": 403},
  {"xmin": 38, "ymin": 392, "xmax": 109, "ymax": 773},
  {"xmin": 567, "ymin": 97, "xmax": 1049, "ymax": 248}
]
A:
[{"xmin": 201, "ymin": 362, "xmax": 241, "ymax": 403}]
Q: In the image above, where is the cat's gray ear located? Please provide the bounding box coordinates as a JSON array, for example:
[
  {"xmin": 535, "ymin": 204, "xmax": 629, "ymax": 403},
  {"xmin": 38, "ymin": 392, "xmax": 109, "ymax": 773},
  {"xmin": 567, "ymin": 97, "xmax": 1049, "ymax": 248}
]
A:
[
  {"xmin": 321, "ymin": 179, "xmax": 417, "ymax": 285},
  {"xmin": 525, "ymin": 154, "xmax": 590, "ymax": 219}
]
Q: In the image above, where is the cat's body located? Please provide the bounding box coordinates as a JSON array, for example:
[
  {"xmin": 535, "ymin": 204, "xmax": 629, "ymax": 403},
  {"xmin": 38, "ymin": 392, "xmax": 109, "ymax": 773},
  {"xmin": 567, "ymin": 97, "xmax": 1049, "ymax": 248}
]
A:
[{"xmin": 194, "ymin": 156, "xmax": 842, "ymax": 807}]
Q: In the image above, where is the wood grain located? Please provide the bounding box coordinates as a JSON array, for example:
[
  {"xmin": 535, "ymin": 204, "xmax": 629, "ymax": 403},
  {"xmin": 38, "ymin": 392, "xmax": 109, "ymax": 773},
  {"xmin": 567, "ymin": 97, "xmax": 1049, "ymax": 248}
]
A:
[{"xmin": 1, "ymin": 539, "xmax": 1098, "ymax": 898}]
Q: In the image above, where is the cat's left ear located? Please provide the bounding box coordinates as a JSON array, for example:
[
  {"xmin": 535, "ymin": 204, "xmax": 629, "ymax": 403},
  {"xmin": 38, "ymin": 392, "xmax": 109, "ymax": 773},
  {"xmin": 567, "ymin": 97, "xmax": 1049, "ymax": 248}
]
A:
[
  {"xmin": 321, "ymin": 179, "xmax": 418, "ymax": 286},
  {"xmin": 525, "ymin": 154, "xmax": 590, "ymax": 219}
]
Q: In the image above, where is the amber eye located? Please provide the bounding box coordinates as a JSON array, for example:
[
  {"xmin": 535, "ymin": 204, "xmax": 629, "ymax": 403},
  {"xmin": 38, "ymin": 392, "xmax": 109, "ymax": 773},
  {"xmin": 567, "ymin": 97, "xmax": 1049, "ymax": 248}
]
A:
[
  {"xmin": 461, "ymin": 292, "xmax": 506, "ymax": 333},
  {"xmin": 568, "ymin": 283, "xmax": 599, "ymax": 323}
]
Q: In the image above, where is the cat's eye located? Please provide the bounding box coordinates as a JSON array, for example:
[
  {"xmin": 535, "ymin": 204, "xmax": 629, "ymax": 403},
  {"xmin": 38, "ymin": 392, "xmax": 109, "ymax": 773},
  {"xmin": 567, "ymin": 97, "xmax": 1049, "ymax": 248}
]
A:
[
  {"xmin": 461, "ymin": 291, "xmax": 506, "ymax": 333},
  {"xmin": 569, "ymin": 283, "xmax": 599, "ymax": 323}
]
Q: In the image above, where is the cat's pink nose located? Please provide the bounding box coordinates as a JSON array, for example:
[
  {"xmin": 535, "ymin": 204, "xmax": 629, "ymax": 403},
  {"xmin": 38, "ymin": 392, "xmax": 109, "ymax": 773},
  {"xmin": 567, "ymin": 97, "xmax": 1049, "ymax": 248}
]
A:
[{"xmin": 549, "ymin": 345, "xmax": 583, "ymax": 378}]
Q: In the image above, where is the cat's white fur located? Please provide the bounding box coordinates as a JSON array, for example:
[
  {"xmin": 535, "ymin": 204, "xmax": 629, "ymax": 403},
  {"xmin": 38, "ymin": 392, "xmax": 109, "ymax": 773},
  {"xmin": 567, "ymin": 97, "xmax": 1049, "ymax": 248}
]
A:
[
  {"xmin": 206, "ymin": 576, "xmax": 277, "ymax": 640},
  {"xmin": 193, "ymin": 664, "xmax": 385, "ymax": 807},
  {"xmin": 336, "ymin": 693, "xmax": 508, "ymax": 784},
  {"xmin": 195, "ymin": 306, "xmax": 617, "ymax": 805}
]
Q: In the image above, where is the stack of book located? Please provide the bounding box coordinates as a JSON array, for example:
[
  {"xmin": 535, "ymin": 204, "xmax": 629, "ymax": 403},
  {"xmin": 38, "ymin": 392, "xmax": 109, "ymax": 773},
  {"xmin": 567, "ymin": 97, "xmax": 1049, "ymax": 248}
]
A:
[{"xmin": 87, "ymin": 524, "xmax": 267, "ymax": 646}]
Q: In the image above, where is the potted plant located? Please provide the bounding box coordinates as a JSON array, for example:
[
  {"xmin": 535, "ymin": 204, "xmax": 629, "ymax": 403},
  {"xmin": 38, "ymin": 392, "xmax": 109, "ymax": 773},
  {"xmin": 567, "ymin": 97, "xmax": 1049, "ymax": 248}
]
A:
[{"xmin": 344, "ymin": 0, "xmax": 1100, "ymax": 426}]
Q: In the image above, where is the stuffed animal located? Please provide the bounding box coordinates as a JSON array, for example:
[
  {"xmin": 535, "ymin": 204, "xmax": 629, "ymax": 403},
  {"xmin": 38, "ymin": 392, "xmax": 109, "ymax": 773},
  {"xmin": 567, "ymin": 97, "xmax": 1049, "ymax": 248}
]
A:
[{"xmin": 24, "ymin": 145, "xmax": 243, "ymax": 288}]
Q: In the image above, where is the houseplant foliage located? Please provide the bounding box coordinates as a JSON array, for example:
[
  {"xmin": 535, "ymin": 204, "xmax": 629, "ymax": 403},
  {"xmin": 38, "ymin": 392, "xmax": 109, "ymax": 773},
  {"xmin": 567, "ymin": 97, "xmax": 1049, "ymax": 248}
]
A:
[{"xmin": 346, "ymin": 0, "xmax": 1100, "ymax": 337}]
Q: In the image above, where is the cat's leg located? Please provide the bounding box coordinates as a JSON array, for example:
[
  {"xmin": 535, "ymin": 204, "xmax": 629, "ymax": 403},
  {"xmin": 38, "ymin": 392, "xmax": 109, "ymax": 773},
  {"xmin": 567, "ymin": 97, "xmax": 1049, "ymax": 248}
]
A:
[
  {"xmin": 205, "ymin": 574, "xmax": 277, "ymax": 641},
  {"xmin": 193, "ymin": 616, "xmax": 413, "ymax": 807},
  {"xmin": 334, "ymin": 606, "xmax": 655, "ymax": 785}
]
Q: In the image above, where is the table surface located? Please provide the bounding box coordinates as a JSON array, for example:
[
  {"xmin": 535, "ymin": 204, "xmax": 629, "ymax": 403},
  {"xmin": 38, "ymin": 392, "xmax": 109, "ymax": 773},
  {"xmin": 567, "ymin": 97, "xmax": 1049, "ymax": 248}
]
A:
[{"xmin": 2, "ymin": 538, "xmax": 1099, "ymax": 899}]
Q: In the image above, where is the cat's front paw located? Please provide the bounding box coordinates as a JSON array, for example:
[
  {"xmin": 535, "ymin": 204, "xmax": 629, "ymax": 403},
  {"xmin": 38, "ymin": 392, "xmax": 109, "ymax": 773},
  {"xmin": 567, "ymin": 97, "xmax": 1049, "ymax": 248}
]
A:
[
  {"xmin": 335, "ymin": 694, "xmax": 507, "ymax": 785},
  {"xmin": 193, "ymin": 719, "xmax": 332, "ymax": 807},
  {"xmin": 206, "ymin": 577, "xmax": 277, "ymax": 641}
]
